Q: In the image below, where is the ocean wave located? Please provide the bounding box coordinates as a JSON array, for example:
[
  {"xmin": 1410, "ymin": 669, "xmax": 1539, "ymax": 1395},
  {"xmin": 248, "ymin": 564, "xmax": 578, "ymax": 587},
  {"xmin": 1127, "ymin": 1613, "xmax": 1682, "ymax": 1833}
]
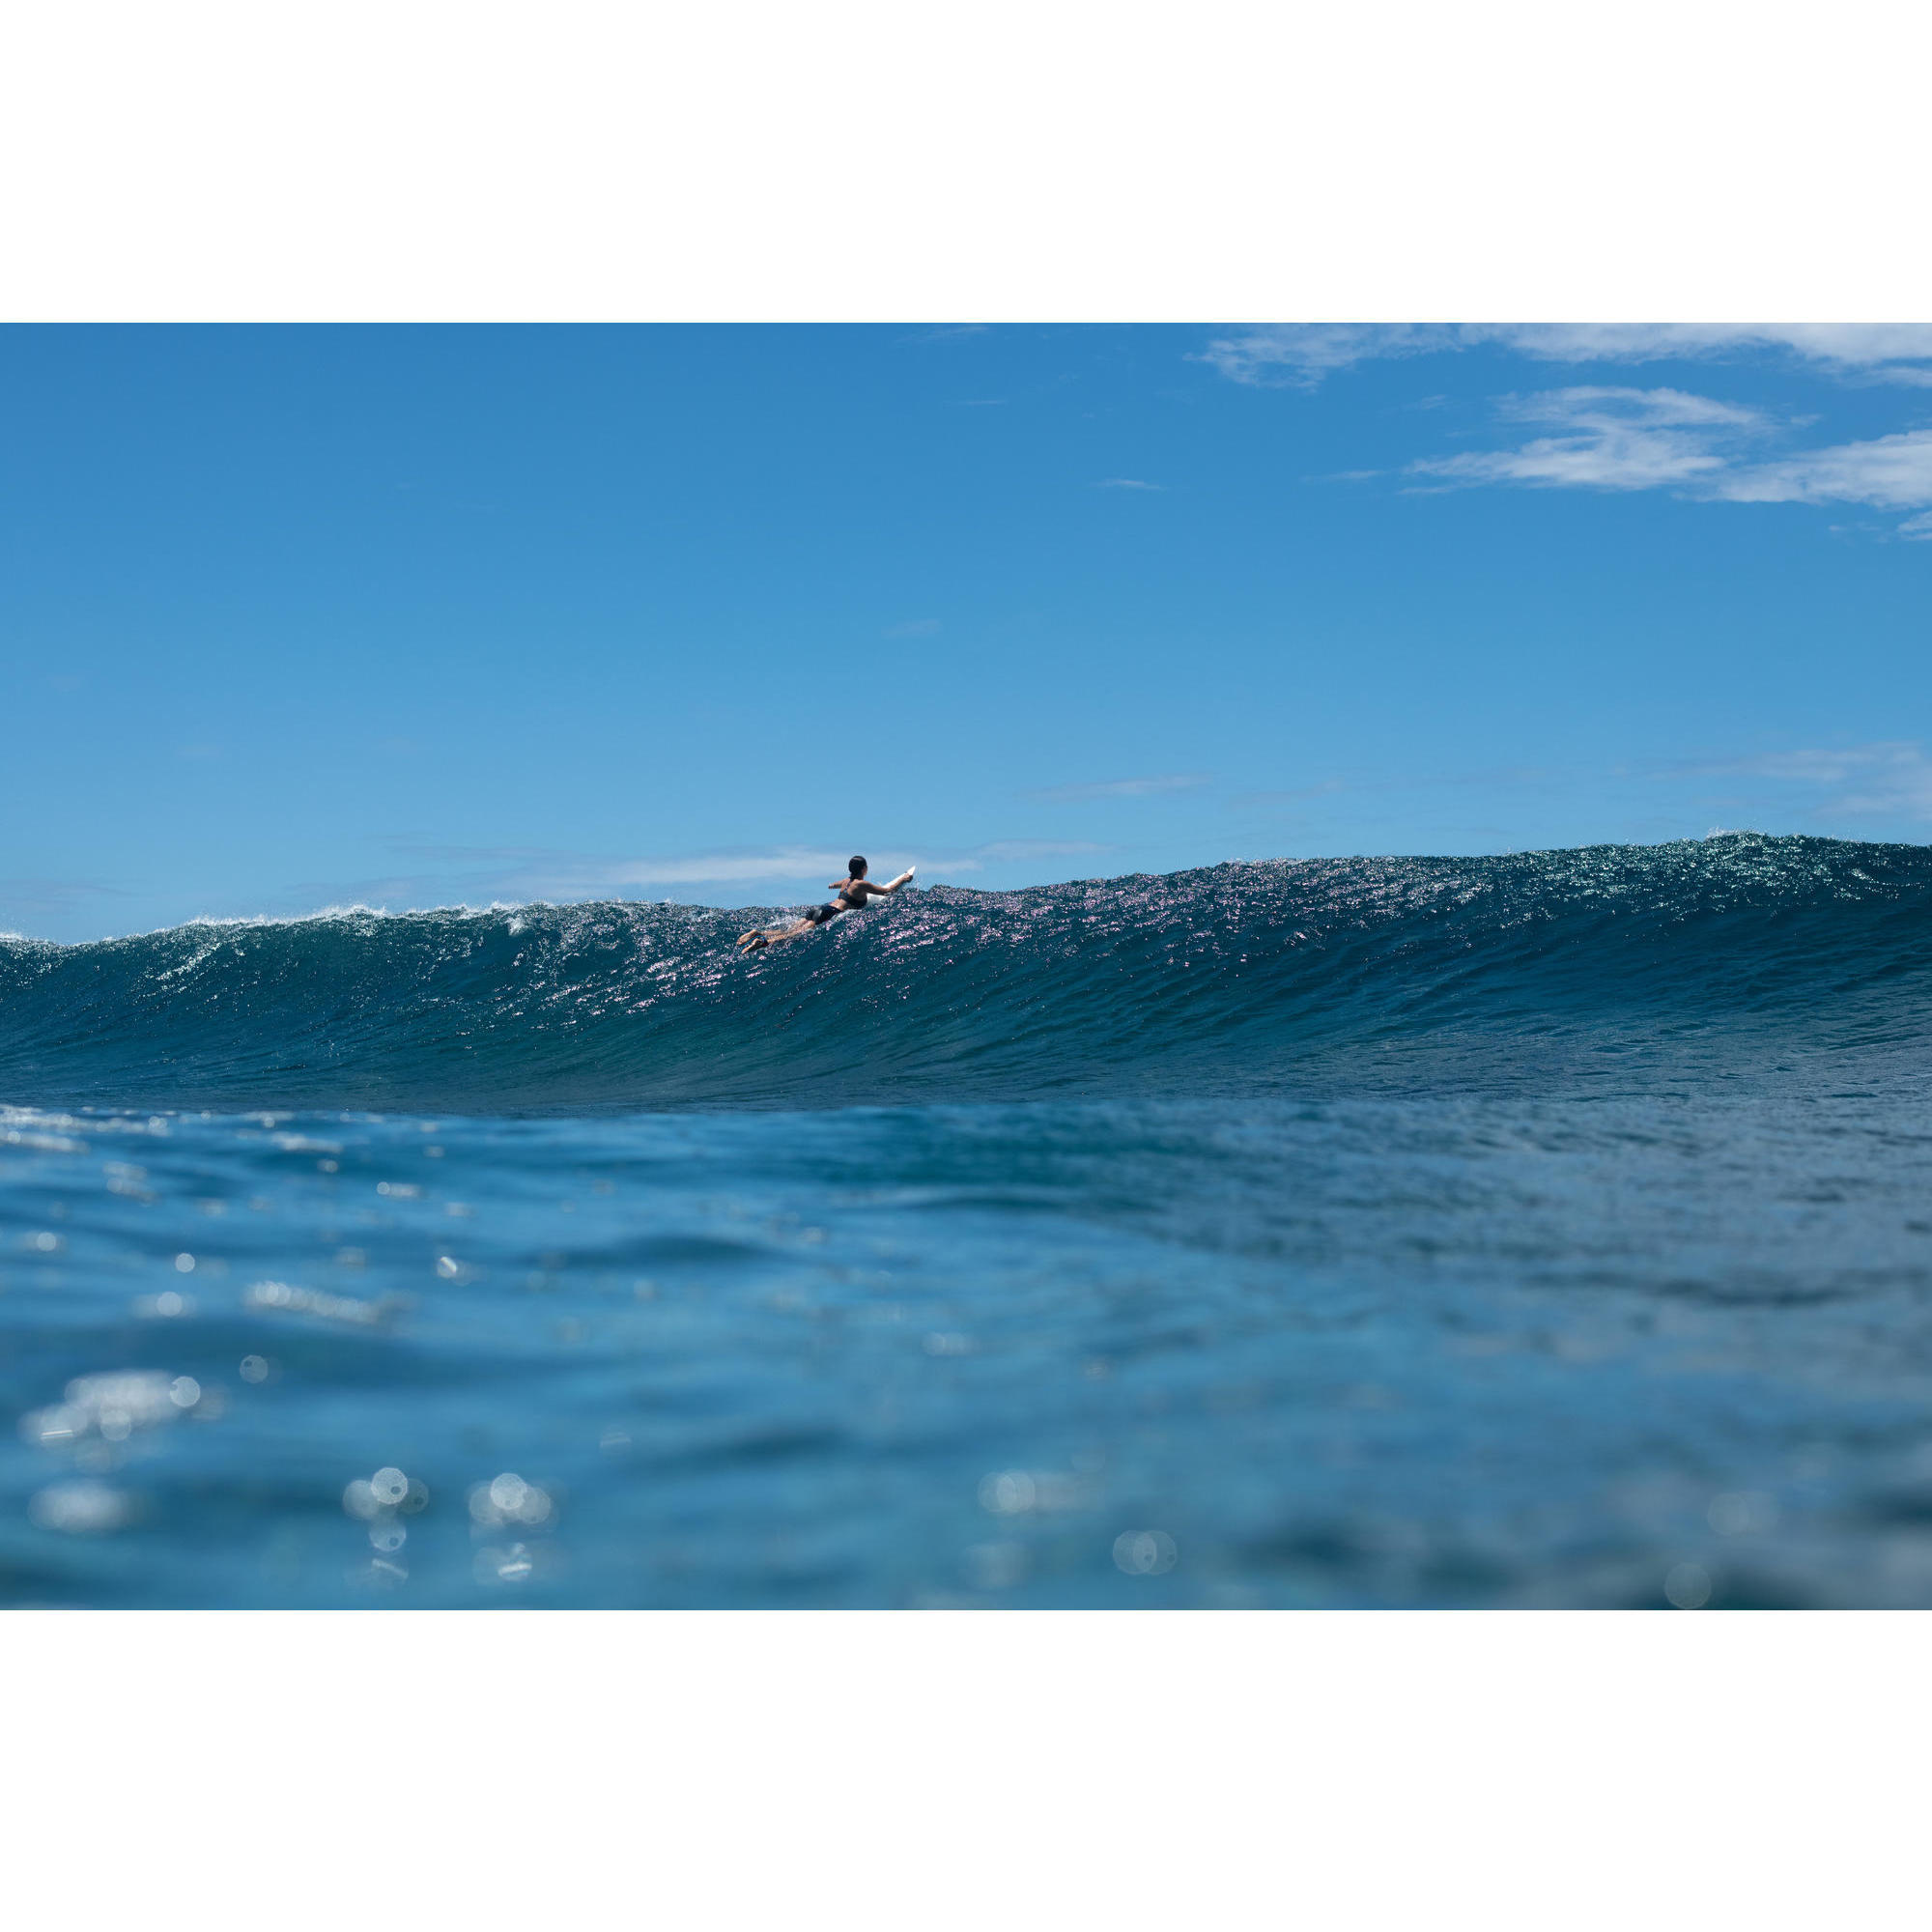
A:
[{"xmin": 3, "ymin": 834, "xmax": 1930, "ymax": 1113}]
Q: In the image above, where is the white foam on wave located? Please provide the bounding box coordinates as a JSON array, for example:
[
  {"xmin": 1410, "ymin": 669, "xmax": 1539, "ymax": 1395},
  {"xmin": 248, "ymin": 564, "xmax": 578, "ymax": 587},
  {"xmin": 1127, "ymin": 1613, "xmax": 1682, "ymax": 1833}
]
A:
[{"xmin": 0, "ymin": 898, "xmax": 583, "ymax": 951}]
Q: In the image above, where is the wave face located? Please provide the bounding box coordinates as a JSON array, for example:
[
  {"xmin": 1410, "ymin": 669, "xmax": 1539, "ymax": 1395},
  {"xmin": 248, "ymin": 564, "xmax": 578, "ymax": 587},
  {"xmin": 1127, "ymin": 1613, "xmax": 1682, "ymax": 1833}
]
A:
[
  {"xmin": 4, "ymin": 834, "xmax": 1931, "ymax": 1114},
  {"xmin": 11, "ymin": 831, "xmax": 1932, "ymax": 1610}
]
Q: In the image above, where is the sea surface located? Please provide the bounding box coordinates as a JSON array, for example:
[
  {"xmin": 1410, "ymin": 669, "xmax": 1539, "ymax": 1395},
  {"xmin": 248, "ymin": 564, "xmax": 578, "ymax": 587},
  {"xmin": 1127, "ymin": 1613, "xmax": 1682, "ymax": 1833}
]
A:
[{"xmin": 5, "ymin": 833, "xmax": 1932, "ymax": 1608}]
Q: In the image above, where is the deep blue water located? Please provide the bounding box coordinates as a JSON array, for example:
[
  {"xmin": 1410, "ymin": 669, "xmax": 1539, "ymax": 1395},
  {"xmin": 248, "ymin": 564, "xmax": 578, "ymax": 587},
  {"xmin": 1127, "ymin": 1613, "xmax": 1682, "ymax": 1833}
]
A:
[{"xmin": 6, "ymin": 833, "xmax": 1932, "ymax": 1606}]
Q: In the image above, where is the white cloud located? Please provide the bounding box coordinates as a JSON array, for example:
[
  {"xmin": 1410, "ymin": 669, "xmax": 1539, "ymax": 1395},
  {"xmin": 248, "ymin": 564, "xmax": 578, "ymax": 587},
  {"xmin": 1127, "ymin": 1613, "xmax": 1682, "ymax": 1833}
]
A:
[
  {"xmin": 885, "ymin": 617, "xmax": 941, "ymax": 638},
  {"xmin": 384, "ymin": 842, "xmax": 858, "ymax": 894},
  {"xmin": 565, "ymin": 847, "xmax": 856, "ymax": 888},
  {"xmin": 0, "ymin": 877, "xmax": 128, "ymax": 919},
  {"xmin": 1030, "ymin": 774, "xmax": 1209, "ymax": 803},
  {"xmin": 1408, "ymin": 386, "xmax": 1772, "ymax": 493},
  {"xmin": 1687, "ymin": 743, "xmax": 1932, "ymax": 819},
  {"xmin": 1489, "ymin": 325, "xmax": 1932, "ymax": 374},
  {"xmin": 1198, "ymin": 325, "xmax": 1445, "ymax": 387},
  {"xmin": 575, "ymin": 841, "xmax": 1113, "ymax": 886},
  {"xmin": 363, "ymin": 837, "xmax": 1117, "ymax": 904},
  {"xmin": 1199, "ymin": 323, "xmax": 1932, "ymax": 388},
  {"xmin": 1711, "ymin": 426, "xmax": 1932, "ymax": 513},
  {"xmin": 1405, "ymin": 388, "xmax": 1932, "ymax": 533},
  {"xmin": 1096, "ymin": 477, "xmax": 1163, "ymax": 490}
]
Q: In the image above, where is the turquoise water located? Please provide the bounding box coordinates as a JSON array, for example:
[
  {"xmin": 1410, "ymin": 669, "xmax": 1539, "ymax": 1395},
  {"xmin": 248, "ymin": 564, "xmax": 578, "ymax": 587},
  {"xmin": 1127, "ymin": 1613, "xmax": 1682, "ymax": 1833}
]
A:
[{"xmin": 6, "ymin": 834, "xmax": 1932, "ymax": 1606}]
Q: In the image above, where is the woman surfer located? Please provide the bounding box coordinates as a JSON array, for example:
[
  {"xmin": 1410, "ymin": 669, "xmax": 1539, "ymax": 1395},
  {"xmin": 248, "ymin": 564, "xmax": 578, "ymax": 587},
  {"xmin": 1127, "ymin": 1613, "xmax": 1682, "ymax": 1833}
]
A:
[{"xmin": 737, "ymin": 856, "xmax": 916, "ymax": 953}]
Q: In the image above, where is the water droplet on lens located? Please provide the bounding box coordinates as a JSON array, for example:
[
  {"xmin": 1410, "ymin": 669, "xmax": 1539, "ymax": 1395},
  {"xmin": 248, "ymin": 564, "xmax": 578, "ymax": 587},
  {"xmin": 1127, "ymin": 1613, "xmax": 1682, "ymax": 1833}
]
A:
[
  {"xmin": 978, "ymin": 1470, "xmax": 1037, "ymax": 1515},
  {"xmin": 1664, "ymin": 1561, "xmax": 1712, "ymax": 1609},
  {"xmin": 1113, "ymin": 1529, "xmax": 1179, "ymax": 1576}
]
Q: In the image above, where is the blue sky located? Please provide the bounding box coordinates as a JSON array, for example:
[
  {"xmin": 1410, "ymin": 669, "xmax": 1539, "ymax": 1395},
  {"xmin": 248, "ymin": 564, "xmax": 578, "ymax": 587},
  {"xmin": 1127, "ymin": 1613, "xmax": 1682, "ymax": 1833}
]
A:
[{"xmin": 5, "ymin": 323, "xmax": 1931, "ymax": 941}]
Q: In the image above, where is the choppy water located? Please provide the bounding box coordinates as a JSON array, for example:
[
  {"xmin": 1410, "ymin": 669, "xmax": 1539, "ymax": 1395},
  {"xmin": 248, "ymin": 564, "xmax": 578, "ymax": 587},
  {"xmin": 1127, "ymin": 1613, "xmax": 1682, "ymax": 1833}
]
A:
[{"xmin": 7, "ymin": 833, "xmax": 1932, "ymax": 1606}]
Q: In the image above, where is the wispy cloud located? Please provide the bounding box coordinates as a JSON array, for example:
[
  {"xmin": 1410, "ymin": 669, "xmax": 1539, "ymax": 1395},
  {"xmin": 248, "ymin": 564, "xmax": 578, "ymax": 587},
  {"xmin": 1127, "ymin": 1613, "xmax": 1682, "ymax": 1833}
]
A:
[
  {"xmin": 0, "ymin": 877, "xmax": 128, "ymax": 922},
  {"xmin": 884, "ymin": 617, "xmax": 941, "ymax": 638},
  {"xmin": 1510, "ymin": 325, "xmax": 1932, "ymax": 376},
  {"xmin": 1408, "ymin": 386, "xmax": 1774, "ymax": 493},
  {"xmin": 1677, "ymin": 742, "xmax": 1932, "ymax": 817},
  {"xmin": 1206, "ymin": 326, "xmax": 1932, "ymax": 534},
  {"xmin": 1709, "ymin": 427, "xmax": 1932, "ymax": 524},
  {"xmin": 389, "ymin": 843, "xmax": 859, "ymax": 895},
  {"xmin": 1095, "ymin": 477, "xmax": 1163, "ymax": 491},
  {"xmin": 1029, "ymin": 774, "xmax": 1208, "ymax": 804},
  {"xmin": 336, "ymin": 837, "xmax": 1119, "ymax": 908},
  {"xmin": 1199, "ymin": 325, "xmax": 1444, "ymax": 387},
  {"xmin": 1404, "ymin": 388, "xmax": 1932, "ymax": 534},
  {"xmin": 1199, "ymin": 324, "xmax": 1932, "ymax": 389}
]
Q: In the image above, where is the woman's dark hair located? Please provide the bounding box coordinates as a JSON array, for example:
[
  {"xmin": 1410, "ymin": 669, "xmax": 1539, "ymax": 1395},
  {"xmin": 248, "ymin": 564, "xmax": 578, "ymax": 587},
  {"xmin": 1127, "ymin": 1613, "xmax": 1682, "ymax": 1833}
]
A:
[{"xmin": 848, "ymin": 855, "xmax": 867, "ymax": 877}]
